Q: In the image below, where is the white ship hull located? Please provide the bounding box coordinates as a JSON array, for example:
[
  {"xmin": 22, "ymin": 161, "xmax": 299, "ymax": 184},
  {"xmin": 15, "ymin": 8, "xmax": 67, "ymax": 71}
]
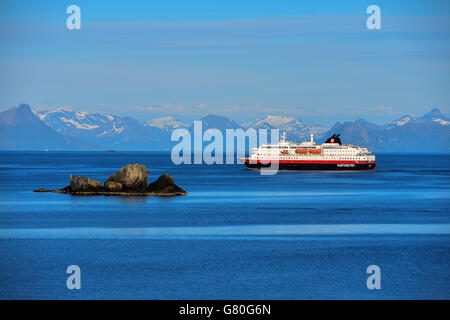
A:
[{"xmin": 239, "ymin": 133, "xmax": 376, "ymax": 171}]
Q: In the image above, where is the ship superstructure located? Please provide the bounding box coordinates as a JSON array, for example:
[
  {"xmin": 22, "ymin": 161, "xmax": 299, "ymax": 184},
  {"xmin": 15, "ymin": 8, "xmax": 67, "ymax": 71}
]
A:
[{"xmin": 239, "ymin": 133, "xmax": 376, "ymax": 170}]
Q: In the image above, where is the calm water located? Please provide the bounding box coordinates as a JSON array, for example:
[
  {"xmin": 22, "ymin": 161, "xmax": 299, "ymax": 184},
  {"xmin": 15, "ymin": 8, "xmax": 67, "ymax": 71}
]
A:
[{"xmin": 0, "ymin": 152, "xmax": 449, "ymax": 299}]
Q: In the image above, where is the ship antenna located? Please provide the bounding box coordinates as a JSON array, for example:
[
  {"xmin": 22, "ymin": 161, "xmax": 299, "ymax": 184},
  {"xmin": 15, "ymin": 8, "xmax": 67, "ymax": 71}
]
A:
[
  {"xmin": 310, "ymin": 133, "xmax": 314, "ymax": 143},
  {"xmin": 280, "ymin": 132, "xmax": 286, "ymax": 142}
]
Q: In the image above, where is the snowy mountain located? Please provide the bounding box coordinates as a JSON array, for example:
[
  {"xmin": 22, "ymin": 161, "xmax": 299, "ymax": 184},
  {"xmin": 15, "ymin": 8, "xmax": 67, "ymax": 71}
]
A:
[
  {"xmin": 2, "ymin": 104, "xmax": 448, "ymax": 152},
  {"xmin": 189, "ymin": 114, "xmax": 242, "ymax": 132},
  {"xmin": 34, "ymin": 109, "xmax": 178, "ymax": 151},
  {"xmin": 385, "ymin": 108, "xmax": 450, "ymax": 129},
  {"xmin": 420, "ymin": 108, "xmax": 450, "ymax": 123},
  {"xmin": 35, "ymin": 109, "xmax": 121, "ymax": 136},
  {"xmin": 326, "ymin": 108, "xmax": 450, "ymax": 152},
  {"xmin": 147, "ymin": 116, "xmax": 188, "ymax": 131},
  {"xmin": 242, "ymin": 115, "xmax": 304, "ymax": 129},
  {"xmin": 242, "ymin": 115, "xmax": 328, "ymax": 142},
  {"xmin": 0, "ymin": 104, "xmax": 99, "ymax": 150},
  {"xmin": 385, "ymin": 115, "xmax": 414, "ymax": 128}
]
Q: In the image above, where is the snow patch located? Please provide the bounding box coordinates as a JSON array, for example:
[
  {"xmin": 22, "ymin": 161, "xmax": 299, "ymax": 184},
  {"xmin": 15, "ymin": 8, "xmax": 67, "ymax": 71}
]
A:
[
  {"xmin": 97, "ymin": 122, "xmax": 124, "ymax": 136},
  {"xmin": 433, "ymin": 118, "xmax": 450, "ymax": 125},
  {"xmin": 34, "ymin": 112, "xmax": 47, "ymax": 121},
  {"xmin": 60, "ymin": 117, "xmax": 99, "ymax": 130},
  {"xmin": 147, "ymin": 116, "xmax": 187, "ymax": 130},
  {"xmin": 392, "ymin": 117, "xmax": 411, "ymax": 126},
  {"xmin": 244, "ymin": 115, "xmax": 303, "ymax": 129},
  {"xmin": 75, "ymin": 111, "xmax": 88, "ymax": 120}
]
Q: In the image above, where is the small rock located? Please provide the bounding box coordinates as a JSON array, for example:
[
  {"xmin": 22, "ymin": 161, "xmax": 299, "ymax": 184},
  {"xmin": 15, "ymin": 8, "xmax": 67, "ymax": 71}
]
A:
[
  {"xmin": 147, "ymin": 173, "xmax": 175, "ymax": 192},
  {"xmin": 34, "ymin": 164, "xmax": 187, "ymax": 196},
  {"xmin": 59, "ymin": 186, "xmax": 71, "ymax": 193},
  {"xmin": 106, "ymin": 164, "xmax": 149, "ymax": 190},
  {"xmin": 70, "ymin": 175, "xmax": 103, "ymax": 192},
  {"xmin": 104, "ymin": 181, "xmax": 123, "ymax": 192},
  {"xmin": 147, "ymin": 173, "xmax": 186, "ymax": 194},
  {"xmin": 156, "ymin": 184, "xmax": 187, "ymax": 195}
]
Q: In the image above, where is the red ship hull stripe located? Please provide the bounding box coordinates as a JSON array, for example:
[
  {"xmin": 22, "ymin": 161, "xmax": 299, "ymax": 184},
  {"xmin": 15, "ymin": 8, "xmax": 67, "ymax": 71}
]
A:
[{"xmin": 241, "ymin": 159, "xmax": 376, "ymax": 165}]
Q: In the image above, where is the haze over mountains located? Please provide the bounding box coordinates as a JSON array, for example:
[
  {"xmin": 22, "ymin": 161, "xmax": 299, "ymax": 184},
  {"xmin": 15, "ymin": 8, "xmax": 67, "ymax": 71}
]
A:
[{"xmin": 0, "ymin": 104, "xmax": 448, "ymax": 152}]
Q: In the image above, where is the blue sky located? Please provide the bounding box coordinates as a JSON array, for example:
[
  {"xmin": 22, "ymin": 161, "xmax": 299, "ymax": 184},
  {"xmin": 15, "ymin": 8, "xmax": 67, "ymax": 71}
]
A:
[{"xmin": 0, "ymin": 0, "xmax": 449, "ymax": 125}]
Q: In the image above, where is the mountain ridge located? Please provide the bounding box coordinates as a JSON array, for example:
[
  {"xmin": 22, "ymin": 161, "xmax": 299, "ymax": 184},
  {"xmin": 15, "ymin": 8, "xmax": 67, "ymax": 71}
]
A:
[
  {"xmin": 1, "ymin": 104, "xmax": 448, "ymax": 152},
  {"xmin": 0, "ymin": 104, "xmax": 100, "ymax": 150},
  {"xmin": 326, "ymin": 108, "xmax": 449, "ymax": 152}
]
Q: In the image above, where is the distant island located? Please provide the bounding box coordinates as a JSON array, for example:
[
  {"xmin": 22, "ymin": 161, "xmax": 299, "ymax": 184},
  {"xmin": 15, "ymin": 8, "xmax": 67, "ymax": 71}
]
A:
[
  {"xmin": 0, "ymin": 103, "xmax": 449, "ymax": 152},
  {"xmin": 34, "ymin": 164, "xmax": 187, "ymax": 196}
]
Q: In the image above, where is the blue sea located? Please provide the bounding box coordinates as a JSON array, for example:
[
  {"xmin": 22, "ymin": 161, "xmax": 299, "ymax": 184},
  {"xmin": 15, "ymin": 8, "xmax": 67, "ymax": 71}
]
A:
[{"xmin": 0, "ymin": 152, "xmax": 449, "ymax": 299}]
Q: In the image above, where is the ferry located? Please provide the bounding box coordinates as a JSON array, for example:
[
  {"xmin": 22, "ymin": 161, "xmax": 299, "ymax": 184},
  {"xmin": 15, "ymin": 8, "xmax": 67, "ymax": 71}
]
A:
[{"xmin": 239, "ymin": 132, "xmax": 376, "ymax": 170}]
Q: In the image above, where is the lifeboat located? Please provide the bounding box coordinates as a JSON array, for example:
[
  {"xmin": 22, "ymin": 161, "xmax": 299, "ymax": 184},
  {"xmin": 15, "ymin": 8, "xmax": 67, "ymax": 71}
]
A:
[
  {"xmin": 280, "ymin": 150, "xmax": 289, "ymax": 155},
  {"xmin": 295, "ymin": 149, "xmax": 308, "ymax": 154},
  {"xmin": 309, "ymin": 149, "xmax": 322, "ymax": 154}
]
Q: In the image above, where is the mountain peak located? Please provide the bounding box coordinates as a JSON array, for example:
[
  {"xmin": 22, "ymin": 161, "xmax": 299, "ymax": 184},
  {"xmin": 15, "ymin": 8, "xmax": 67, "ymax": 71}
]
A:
[
  {"xmin": 355, "ymin": 118, "xmax": 368, "ymax": 123},
  {"xmin": 0, "ymin": 104, "xmax": 100, "ymax": 150},
  {"xmin": 0, "ymin": 103, "xmax": 36, "ymax": 125},
  {"xmin": 147, "ymin": 116, "xmax": 187, "ymax": 130},
  {"xmin": 355, "ymin": 118, "xmax": 381, "ymax": 130},
  {"xmin": 266, "ymin": 115, "xmax": 295, "ymax": 121},
  {"xmin": 423, "ymin": 108, "xmax": 444, "ymax": 118},
  {"xmin": 201, "ymin": 114, "xmax": 230, "ymax": 121},
  {"xmin": 422, "ymin": 108, "xmax": 444, "ymax": 120},
  {"xmin": 241, "ymin": 115, "xmax": 327, "ymax": 142},
  {"xmin": 154, "ymin": 116, "xmax": 175, "ymax": 121},
  {"xmin": 192, "ymin": 114, "xmax": 241, "ymax": 130},
  {"xmin": 242, "ymin": 115, "xmax": 304, "ymax": 129},
  {"xmin": 13, "ymin": 103, "xmax": 32, "ymax": 112},
  {"xmin": 265, "ymin": 115, "xmax": 300, "ymax": 125},
  {"xmin": 429, "ymin": 107, "xmax": 441, "ymax": 114}
]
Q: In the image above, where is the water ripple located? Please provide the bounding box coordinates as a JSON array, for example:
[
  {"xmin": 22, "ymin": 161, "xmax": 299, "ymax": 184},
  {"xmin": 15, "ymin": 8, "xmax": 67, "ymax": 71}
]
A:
[{"xmin": 0, "ymin": 224, "xmax": 449, "ymax": 240}]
